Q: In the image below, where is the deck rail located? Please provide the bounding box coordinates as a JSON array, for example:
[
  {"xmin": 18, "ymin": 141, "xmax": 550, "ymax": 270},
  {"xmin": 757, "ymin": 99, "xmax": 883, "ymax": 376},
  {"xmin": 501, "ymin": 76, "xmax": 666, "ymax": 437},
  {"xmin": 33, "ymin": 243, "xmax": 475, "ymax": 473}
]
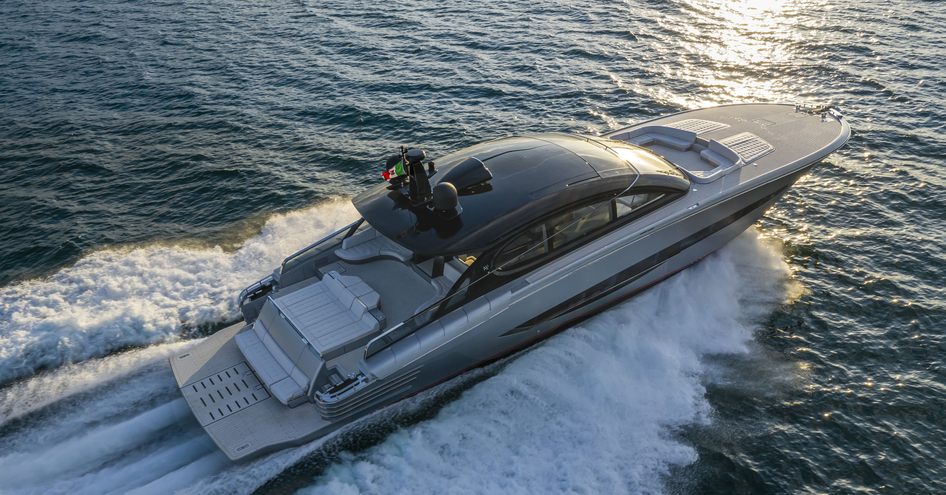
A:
[
  {"xmin": 237, "ymin": 220, "xmax": 360, "ymax": 307},
  {"xmin": 237, "ymin": 274, "xmax": 275, "ymax": 307},
  {"xmin": 280, "ymin": 221, "xmax": 358, "ymax": 273}
]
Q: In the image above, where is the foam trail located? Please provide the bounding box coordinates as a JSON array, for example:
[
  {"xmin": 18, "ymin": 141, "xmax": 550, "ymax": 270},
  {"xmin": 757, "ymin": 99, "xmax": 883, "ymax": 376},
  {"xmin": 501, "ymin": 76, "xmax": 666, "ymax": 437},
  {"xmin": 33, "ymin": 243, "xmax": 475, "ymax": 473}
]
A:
[
  {"xmin": 297, "ymin": 230, "xmax": 792, "ymax": 494},
  {"xmin": 178, "ymin": 433, "xmax": 334, "ymax": 495},
  {"xmin": 0, "ymin": 229, "xmax": 791, "ymax": 495},
  {"xmin": 0, "ymin": 200, "xmax": 357, "ymax": 384},
  {"xmin": 0, "ymin": 340, "xmax": 197, "ymax": 461},
  {"xmin": 0, "ymin": 342, "xmax": 224, "ymax": 495},
  {"xmin": 126, "ymin": 450, "xmax": 231, "ymax": 495},
  {"xmin": 0, "ymin": 398, "xmax": 191, "ymax": 488},
  {"xmin": 0, "ymin": 340, "xmax": 195, "ymax": 426},
  {"xmin": 46, "ymin": 435, "xmax": 215, "ymax": 495},
  {"xmin": 179, "ymin": 348, "xmax": 501, "ymax": 495}
]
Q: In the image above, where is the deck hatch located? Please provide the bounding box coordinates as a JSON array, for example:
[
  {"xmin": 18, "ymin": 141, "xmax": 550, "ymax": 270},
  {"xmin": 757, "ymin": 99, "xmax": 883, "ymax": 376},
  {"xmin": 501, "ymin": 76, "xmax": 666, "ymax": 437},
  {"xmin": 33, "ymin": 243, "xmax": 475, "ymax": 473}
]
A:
[
  {"xmin": 667, "ymin": 119, "xmax": 729, "ymax": 135},
  {"xmin": 180, "ymin": 362, "xmax": 270, "ymax": 426},
  {"xmin": 719, "ymin": 132, "xmax": 775, "ymax": 163}
]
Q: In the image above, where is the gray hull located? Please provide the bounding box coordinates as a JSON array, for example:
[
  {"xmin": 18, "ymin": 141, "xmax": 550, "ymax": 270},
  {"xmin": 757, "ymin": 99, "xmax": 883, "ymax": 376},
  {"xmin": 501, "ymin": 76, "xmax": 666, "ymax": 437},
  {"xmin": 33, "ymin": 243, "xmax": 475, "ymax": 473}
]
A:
[
  {"xmin": 382, "ymin": 164, "xmax": 809, "ymax": 401},
  {"xmin": 170, "ymin": 103, "xmax": 849, "ymax": 461}
]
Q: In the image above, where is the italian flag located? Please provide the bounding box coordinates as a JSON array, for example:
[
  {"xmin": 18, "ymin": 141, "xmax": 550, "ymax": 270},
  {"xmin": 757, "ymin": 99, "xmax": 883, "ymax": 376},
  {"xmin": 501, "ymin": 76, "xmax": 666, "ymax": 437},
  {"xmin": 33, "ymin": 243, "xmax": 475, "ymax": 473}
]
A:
[{"xmin": 381, "ymin": 160, "xmax": 406, "ymax": 181}]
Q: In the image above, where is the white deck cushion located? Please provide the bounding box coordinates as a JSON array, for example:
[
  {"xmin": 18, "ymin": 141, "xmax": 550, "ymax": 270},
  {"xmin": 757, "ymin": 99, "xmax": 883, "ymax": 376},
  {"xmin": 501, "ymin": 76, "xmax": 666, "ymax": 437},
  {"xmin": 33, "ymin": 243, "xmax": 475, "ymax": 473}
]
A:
[
  {"xmin": 237, "ymin": 271, "xmax": 384, "ymax": 406},
  {"xmin": 269, "ymin": 376, "xmax": 306, "ymax": 406},
  {"xmin": 235, "ymin": 329, "xmax": 288, "ymax": 386},
  {"xmin": 717, "ymin": 132, "xmax": 774, "ymax": 163},
  {"xmin": 273, "ymin": 271, "xmax": 382, "ymax": 360},
  {"xmin": 666, "ymin": 118, "xmax": 730, "ymax": 135},
  {"xmin": 235, "ymin": 327, "xmax": 308, "ymax": 407}
]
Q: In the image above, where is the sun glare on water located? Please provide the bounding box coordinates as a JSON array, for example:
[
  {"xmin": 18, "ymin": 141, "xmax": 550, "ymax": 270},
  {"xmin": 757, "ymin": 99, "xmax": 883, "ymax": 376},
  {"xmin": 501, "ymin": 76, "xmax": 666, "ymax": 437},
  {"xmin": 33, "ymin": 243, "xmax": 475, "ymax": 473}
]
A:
[{"xmin": 637, "ymin": 0, "xmax": 812, "ymax": 107}]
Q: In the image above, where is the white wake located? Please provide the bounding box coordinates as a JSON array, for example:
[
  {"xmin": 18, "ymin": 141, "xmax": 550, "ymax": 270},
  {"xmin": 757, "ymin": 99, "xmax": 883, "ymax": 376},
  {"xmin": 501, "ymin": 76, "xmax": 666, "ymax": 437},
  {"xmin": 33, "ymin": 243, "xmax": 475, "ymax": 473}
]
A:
[
  {"xmin": 0, "ymin": 200, "xmax": 357, "ymax": 385},
  {"xmin": 297, "ymin": 231, "xmax": 793, "ymax": 494},
  {"xmin": 0, "ymin": 207, "xmax": 794, "ymax": 495}
]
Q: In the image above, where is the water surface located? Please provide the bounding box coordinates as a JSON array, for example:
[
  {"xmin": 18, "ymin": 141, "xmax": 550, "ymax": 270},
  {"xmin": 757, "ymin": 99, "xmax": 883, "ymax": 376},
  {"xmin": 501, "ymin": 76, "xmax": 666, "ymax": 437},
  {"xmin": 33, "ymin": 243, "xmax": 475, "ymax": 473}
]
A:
[{"xmin": 0, "ymin": 0, "xmax": 944, "ymax": 493}]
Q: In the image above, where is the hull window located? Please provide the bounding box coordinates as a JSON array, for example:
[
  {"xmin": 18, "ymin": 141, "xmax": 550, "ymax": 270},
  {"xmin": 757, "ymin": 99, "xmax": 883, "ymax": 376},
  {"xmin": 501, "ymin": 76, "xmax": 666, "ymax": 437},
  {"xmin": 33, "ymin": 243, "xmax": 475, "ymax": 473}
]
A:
[
  {"xmin": 494, "ymin": 224, "xmax": 549, "ymax": 270},
  {"xmin": 548, "ymin": 202, "xmax": 612, "ymax": 250},
  {"xmin": 493, "ymin": 190, "xmax": 679, "ymax": 275},
  {"xmin": 615, "ymin": 193, "xmax": 665, "ymax": 218}
]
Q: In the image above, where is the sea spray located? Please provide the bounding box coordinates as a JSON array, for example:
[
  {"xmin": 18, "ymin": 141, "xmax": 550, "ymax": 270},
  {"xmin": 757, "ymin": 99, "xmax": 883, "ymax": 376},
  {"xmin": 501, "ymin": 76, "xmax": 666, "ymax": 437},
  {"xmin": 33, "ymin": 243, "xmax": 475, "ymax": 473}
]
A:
[
  {"xmin": 0, "ymin": 200, "xmax": 357, "ymax": 384},
  {"xmin": 0, "ymin": 230, "xmax": 792, "ymax": 495},
  {"xmin": 0, "ymin": 340, "xmax": 195, "ymax": 426},
  {"xmin": 296, "ymin": 230, "xmax": 791, "ymax": 495},
  {"xmin": 0, "ymin": 399, "xmax": 192, "ymax": 488},
  {"xmin": 0, "ymin": 343, "xmax": 215, "ymax": 495}
]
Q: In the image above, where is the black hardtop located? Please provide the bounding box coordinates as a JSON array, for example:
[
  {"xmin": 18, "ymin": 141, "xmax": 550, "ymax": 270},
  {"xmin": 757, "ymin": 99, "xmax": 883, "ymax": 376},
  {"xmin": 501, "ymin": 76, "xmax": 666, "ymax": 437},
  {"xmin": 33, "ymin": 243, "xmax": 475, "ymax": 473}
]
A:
[{"xmin": 352, "ymin": 133, "xmax": 689, "ymax": 257}]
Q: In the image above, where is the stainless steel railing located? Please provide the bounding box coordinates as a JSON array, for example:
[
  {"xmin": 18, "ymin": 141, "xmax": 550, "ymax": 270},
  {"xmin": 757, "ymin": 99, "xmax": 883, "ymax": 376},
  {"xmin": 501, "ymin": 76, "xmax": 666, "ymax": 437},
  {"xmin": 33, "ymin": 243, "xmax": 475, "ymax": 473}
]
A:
[
  {"xmin": 237, "ymin": 274, "xmax": 275, "ymax": 307},
  {"xmin": 280, "ymin": 222, "xmax": 358, "ymax": 273},
  {"xmin": 237, "ymin": 220, "xmax": 360, "ymax": 307}
]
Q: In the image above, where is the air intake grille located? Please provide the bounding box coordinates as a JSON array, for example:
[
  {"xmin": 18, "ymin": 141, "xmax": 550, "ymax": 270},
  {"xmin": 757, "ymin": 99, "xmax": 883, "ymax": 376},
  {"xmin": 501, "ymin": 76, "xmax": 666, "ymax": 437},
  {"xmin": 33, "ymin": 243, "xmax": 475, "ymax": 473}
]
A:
[
  {"xmin": 719, "ymin": 132, "xmax": 775, "ymax": 163},
  {"xmin": 667, "ymin": 119, "xmax": 729, "ymax": 134}
]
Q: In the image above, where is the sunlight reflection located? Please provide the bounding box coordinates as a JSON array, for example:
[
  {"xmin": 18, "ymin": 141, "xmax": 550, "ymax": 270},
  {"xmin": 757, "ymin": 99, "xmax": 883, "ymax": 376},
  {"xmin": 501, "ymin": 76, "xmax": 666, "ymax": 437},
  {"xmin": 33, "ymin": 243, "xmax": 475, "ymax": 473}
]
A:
[
  {"xmin": 704, "ymin": 0, "xmax": 794, "ymax": 66},
  {"xmin": 629, "ymin": 0, "xmax": 812, "ymax": 108}
]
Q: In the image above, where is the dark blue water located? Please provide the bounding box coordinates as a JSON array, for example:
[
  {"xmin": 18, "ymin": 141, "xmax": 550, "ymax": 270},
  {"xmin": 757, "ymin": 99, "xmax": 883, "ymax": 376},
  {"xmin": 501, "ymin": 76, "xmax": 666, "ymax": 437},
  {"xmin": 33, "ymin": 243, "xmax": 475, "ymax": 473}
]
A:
[{"xmin": 1, "ymin": 0, "xmax": 944, "ymax": 493}]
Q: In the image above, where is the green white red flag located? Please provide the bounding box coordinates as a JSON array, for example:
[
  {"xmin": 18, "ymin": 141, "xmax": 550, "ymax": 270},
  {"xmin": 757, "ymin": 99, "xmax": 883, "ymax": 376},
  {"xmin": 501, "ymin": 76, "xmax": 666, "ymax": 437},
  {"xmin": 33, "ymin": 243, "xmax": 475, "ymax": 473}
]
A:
[{"xmin": 381, "ymin": 159, "xmax": 406, "ymax": 181}]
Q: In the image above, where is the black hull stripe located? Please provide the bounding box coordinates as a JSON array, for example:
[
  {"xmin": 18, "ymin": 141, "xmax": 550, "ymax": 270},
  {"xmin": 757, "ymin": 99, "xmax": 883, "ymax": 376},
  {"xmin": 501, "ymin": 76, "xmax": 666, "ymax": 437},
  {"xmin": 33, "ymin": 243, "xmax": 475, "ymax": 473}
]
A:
[{"xmin": 502, "ymin": 183, "xmax": 791, "ymax": 336}]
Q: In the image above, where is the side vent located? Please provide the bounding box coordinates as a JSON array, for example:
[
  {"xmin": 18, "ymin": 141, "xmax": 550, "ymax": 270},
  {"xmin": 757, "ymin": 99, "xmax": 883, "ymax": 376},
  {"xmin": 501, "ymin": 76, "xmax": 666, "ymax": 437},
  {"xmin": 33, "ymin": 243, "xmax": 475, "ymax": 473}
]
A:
[{"xmin": 314, "ymin": 368, "xmax": 421, "ymax": 420}]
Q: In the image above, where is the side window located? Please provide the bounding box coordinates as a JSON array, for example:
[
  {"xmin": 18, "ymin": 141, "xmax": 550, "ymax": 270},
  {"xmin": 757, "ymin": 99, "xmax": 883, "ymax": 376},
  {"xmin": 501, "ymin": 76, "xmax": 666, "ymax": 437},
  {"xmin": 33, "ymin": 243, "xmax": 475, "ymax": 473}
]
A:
[
  {"xmin": 494, "ymin": 223, "xmax": 549, "ymax": 271},
  {"xmin": 491, "ymin": 191, "xmax": 672, "ymax": 275},
  {"xmin": 615, "ymin": 192, "xmax": 664, "ymax": 218},
  {"xmin": 437, "ymin": 255, "xmax": 489, "ymax": 315},
  {"xmin": 548, "ymin": 201, "xmax": 611, "ymax": 250}
]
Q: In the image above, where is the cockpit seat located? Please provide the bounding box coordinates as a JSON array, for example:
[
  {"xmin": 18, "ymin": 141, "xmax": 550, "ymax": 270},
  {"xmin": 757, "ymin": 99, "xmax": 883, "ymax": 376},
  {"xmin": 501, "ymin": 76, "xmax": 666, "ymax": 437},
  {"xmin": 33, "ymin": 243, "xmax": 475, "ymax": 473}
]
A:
[
  {"xmin": 235, "ymin": 271, "xmax": 384, "ymax": 407},
  {"xmin": 414, "ymin": 257, "xmax": 467, "ymax": 313},
  {"xmin": 235, "ymin": 327, "xmax": 309, "ymax": 406},
  {"xmin": 276, "ymin": 271, "xmax": 384, "ymax": 361},
  {"xmin": 610, "ymin": 125, "xmax": 697, "ymax": 151},
  {"xmin": 335, "ymin": 228, "xmax": 413, "ymax": 263}
]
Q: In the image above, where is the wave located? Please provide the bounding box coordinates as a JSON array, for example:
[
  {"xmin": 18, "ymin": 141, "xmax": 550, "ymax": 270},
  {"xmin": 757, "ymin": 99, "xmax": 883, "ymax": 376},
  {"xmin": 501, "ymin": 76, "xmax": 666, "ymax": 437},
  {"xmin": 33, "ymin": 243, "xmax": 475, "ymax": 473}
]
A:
[
  {"xmin": 0, "ymin": 200, "xmax": 358, "ymax": 385},
  {"xmin": 0, "ymin": 228, "xmax": 792, "ymax": 495},
  {"xmin": 0, "ymin": 338, "xmax": 491, "ymax": 495},
  {"xmin": 0, "ymin": 340, "xmax": 208, "ymax": 495},
  {"xmin": 0, "ymin": 340, "xmax": 194, "ymax": 427},
  {"xmin": 298, "ymin": 230, "xmax": 792, "ymax": 494}
]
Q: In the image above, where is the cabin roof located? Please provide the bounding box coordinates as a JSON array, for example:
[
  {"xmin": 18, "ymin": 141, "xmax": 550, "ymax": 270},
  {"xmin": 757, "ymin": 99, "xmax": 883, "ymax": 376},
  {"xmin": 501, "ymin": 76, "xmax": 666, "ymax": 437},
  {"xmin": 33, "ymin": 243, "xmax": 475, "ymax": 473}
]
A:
[{"xmin": 352, "ymin": 133, "xmax": 689, "ymax": 256}]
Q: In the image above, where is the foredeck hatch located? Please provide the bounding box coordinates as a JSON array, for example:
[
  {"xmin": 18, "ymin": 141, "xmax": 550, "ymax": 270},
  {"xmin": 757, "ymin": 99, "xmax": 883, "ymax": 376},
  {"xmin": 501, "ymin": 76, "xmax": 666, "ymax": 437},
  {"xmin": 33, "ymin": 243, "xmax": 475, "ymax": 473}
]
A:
[
  {"xmin": 667, "ymin": 118, "xmax": 730, "ymax": 134},
  {"xmin": 718, "ymin": 132, "xmax": 775, "ymax": 163}
]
